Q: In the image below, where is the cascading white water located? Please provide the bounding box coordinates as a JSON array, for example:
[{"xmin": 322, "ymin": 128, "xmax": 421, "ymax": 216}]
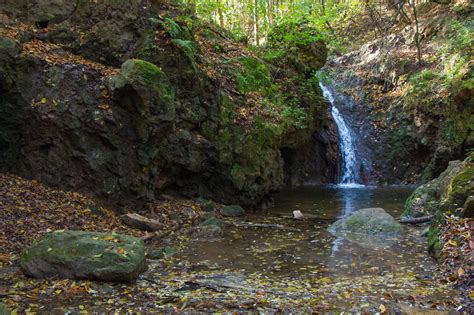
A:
[{"xmin": 319, "ymin": 83, "xmax": 361, "ymax": 186}]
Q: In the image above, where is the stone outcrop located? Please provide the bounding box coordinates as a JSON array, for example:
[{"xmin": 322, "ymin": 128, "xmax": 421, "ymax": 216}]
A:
[
  {"xmin": 0, "ymin": 1, "xmax": 338, "ymax": 209},
  {"xmin": 403, "ymin": 153, "xmax": 473, "ymax": 218}
]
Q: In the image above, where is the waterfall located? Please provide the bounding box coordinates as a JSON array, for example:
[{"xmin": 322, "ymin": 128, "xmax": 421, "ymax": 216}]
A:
[{"xmin": 319, "ymin": 83, "xmax": 362, "ymax": 187}]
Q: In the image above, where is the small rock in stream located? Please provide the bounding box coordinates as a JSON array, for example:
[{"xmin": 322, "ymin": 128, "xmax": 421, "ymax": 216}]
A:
[
  {"xmin": 220, "ymin": 205, "xmax": 245, "ymax": 217},
  {"xmin": 328, "ymin": 208, "xmax": 403, "ymax": 236}
]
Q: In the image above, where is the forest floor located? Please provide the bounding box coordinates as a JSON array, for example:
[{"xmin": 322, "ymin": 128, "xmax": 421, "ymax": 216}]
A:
[{"xmin": 0, "ymin": 174, "xmax": 472, "ymax": 313}]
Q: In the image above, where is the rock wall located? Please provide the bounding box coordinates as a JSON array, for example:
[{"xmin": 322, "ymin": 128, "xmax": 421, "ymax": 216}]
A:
[{"xmin": 0, "ymin": 1, "xmax": 339, "ymax": 209}]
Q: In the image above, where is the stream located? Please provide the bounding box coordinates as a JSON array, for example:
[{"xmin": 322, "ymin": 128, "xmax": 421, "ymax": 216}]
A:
[{"xmin": 2, "ymin": 186, "xmax": 464, "ymax": 313}]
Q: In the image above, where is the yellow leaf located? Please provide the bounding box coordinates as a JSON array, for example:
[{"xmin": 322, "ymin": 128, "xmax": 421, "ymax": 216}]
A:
[
  {"xmin": 41, "ymin": 97, "xmax": 47, "ymax": 104},
  {"xmin": 447, "ymin": 239, "xmax": 457, "ymax": 246},
  {"xmin": 79, "ymin": 305, "xmax": 85, "ymax": 310},
  {"xmin": 55, "ymin": 289, "xmax": 62, "ymax": 294},
  {"xmin": 380, "ymin": 304, "xmax": 386, "ymax": 313},
  {"xmin": 458, "ymin": 267, "xmax": 465, "ymax": 277}
]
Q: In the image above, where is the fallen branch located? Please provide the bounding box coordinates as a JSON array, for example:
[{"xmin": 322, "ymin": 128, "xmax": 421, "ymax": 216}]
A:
[
  {"xmin": 121, "ymin": 213, "xmax": 162, "ymax": 231},
  {"xmin": 279, "ymin": 215, "xmax": 338, "ymax": 222},
  {"xmin": 399, "ymin": 215, "xmax": 434, "ymax": 224},
  {"xmin": 233, "ymin": 222, "xmax": 300, "ymax": 231}
]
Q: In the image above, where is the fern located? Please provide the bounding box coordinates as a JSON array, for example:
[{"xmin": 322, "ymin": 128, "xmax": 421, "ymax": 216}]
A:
[
  {"xmin": 171, "ymin": 39, "xmax": 198, "ymax": 72},
  {"xmin": 160, "ymin": 18, "xmax": 182, "ymax": 39}
]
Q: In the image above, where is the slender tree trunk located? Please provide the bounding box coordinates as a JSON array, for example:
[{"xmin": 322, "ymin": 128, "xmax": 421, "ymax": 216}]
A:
[
  {"xmin": 217, "ymin": 0, "xmax": 225, "ymax": 27},
  {"xmin": 254, "ymin": 0, "xmax": 259, "ymax": 45},
  {"xmin": 268, "ymin": 0, "xmax": 274, "ymax": 26},
  {"xmin": 410, "ymin": 0, "xmax": 422, "ymax": 64}
]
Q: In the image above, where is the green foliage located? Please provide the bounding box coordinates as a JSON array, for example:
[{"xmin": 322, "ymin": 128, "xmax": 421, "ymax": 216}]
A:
[
  {"xmin": 229, "ymin": 57, "xmax": 273, "ymax": 94},
  {"xmin": 171, "ymin": 39, "xmax": 198, "ymax": 72},
  {"xmin": 281, "ymin": 107, "xmax": 308, "ymax": 130},
  {"xmin": 160, "ymin": 18, "xmax": 182, "ymax": 39},
  {"xmin": 268, "ymin": 18, "xmax": 325, "ymax": 47}
]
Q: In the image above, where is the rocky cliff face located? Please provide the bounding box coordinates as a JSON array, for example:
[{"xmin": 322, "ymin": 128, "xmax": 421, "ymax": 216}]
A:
[
  {"xmin": 324, "ymin": 3, "xmax": 473, "ymax": 184},
  {"xmin": 0, "ymin": 0, "xmax": 338, "ymax": 209}
]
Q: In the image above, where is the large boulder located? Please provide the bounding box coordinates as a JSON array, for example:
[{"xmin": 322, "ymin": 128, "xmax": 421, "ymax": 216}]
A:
[
  {"xmin": 403, "ymin": 153, "xmax": 474, "ymax": 218},
  {"xmin": 20, "ymin": 230, "xmax": 147, "ymax": 282},
  {"xmin": 266, "ymin": 20, "xmax": 327, "ymax": 75},
  {"xmin": 328, "ymin": 208, "xmax": 403, "ymax": 236}
]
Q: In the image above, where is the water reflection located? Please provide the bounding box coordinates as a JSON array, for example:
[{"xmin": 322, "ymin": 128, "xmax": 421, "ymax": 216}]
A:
[{"xmin": 331, "ymin": 186, "xmax": 373, "ymax": 256}]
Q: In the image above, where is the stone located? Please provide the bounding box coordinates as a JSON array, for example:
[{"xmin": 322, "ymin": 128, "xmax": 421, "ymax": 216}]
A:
[
  {"xmin": 148, "ymin": 247, "xmax": 176, "ymax": 260},
  {"xmin": 328, "ymin": 208, "xmax": 403, "ymax": 236},
  {"xmin": 192, "ymin": 225, "xmax": 223, "ymax": 239},
  {"xmin": 201, "ymin": 217, "xmax": 225, "ymax": 228},
  {"xmin": 121, "ymin": 213, "xmax": 161, "ymax": 231},
  {"xmin": 197, "ymin": 199, "xmax": 217, "ymax": 212},
  {"xmin": 403, "ymin": 154, "xmax": 473, "ymax": 218},
  {"xmin": 20, "ymin": 230, "xmax": 147, "ymax": 282},
  {"xmin": 293, "ymin": 210, "xmax": 304, "ymax": 219},
  {"xmin": 220, "ymin": 205, "xmax": 246, "ymax": 217}
]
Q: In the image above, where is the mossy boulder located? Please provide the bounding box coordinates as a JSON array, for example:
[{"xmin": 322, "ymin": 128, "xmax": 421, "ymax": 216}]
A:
[
  {"xmin": 112, "ymin": 59, "xmax": 175, "ymax": 114},
  {"xmin": 20, "ymin": 230, "xmax": 147, "ymax": 282},
  {"xmin": 107, "ymin": 59, "xmax": 175, "ymax": 142},
  {"xmin": 403, "ymin": 153, "xmax": 473, "ymax": 218},
  {"xmin": 328, "ymin": 208, "xmax": 404, "ymax": 236},
  {"xmin": 266, "ymin": 20, "xmax": 327, "ymax": 75}
]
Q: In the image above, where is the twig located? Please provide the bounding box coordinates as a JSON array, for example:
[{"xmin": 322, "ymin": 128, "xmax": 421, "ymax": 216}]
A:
[{"xmin": 399, "ymin": 215, "xmax": 434, "ymax": 224}]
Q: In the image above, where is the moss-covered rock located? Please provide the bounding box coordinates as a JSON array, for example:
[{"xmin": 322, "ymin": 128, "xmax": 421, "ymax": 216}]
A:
[
  {"xmin": 266, "ymin": 20, "xmax": 327, "ymax": 75},
  {"xmin": 403, "ymin": 153, "xmax": 473, "ymax": 218},
  {"xmin": 328, "ymin": 208, "xmax": 404, "ymax": 236},
  {"xmin": 107, "ymin": 59, "xmax": 175, "ymax": 142},
  {"xmin": 427, "ymin": 222, "xmax": 442, "ymax": 259},
  {"xmin": 113, "ymin": 59, "xmax": 175, "ymax": 111},
  {"xmin": 20, "ymin": 230, "xmax": 147, "ymax": 282}
]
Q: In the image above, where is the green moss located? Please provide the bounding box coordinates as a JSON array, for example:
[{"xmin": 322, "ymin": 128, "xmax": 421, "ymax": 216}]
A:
[
  {"xmin": 427, "ymin": 224, "xmax": 442, "ymax": 259},
  {"xmin": 443, "ymin": 166, "xmax": 474, "ymax": 211},
  {"xmin": 20, "ymin": 230, "xmax": 147, "ymax": 282},
  {"xmin": 120, "ymin": 59, "xmax": 175, "ymax": 105},
  {"xmin": 403, "ymin": 183, "xmax": 439, "ymax": 218}
]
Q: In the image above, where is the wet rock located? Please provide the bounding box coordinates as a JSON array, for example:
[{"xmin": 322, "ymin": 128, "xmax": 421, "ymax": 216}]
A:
[
  {"xmin": 192, "ymin": 225, "xmax": 223, "ymax": 240},
  {"xmin": 148, "ymin": 247, "xmax": 176, "ymax": 260},
  {"xmin": 328, "ymin": 208, "xmax": 403, "ymax": 236},
  {"xmin": 201, "ymin": 217, "xmax": 225, "ymax": 228},
  {"xmin": 197, "ymin": 199, "xmax": 217, "ymax": 212},
  {"xmin": 220, "ymin": 205, "xmax": 246, "ymax": 217},
  {"xmin": 20, "ymin": 230, "xmax": 147, "ymax": 282}
]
